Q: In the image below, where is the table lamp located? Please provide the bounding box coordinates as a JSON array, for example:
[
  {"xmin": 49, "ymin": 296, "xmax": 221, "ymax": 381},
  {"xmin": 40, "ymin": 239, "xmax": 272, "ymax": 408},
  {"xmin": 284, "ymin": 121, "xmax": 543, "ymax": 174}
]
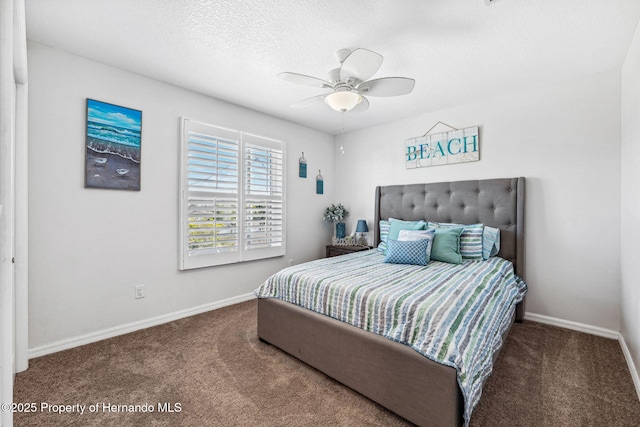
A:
[{"xmin": 356, "ymin": 220, "xmax": 369, "ymax": 246}]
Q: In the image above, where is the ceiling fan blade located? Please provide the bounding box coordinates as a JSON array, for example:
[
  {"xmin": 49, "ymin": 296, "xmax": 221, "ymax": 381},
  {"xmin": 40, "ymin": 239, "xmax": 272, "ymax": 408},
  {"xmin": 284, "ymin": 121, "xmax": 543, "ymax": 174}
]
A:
[
  {"xmin": 339, "ymin": 49, "xmax": 383, "ymax": 85},
  {"xmin": 350, "ymin": 95, "xmax": 369, "ymax": 113},
  {"xmin": 356, "ymin": 77, "xmax": 415, "ymax": 97},
  {"xmin": 278, "ymin": 72, "xmax": 333, "ymax": 88},
  {"xmin": 290, "ymin": 94, "xmax": 327, "ymax": 109}
]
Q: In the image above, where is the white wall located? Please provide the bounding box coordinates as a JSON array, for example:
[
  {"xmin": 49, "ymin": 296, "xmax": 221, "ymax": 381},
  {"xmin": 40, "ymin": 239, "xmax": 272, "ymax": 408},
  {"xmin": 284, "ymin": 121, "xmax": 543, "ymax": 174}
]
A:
[
  {"xmin": 335, "ymin": 69, "xmax": 622, "ymax": 331},
  {"xmin": 621, "ymin": 17, "xmax": 640, "ymax": 392},
  {"xmin": 27, "ymin": 43, "xmax": 335, "ymax": 352}
]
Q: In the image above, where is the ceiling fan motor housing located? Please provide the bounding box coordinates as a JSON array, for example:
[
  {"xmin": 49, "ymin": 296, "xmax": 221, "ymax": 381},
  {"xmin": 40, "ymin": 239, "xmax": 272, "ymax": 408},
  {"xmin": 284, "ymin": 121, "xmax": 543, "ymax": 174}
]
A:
[{"xmin": 326, "ymin": 68, "xmax": 341, "ymax": 85}]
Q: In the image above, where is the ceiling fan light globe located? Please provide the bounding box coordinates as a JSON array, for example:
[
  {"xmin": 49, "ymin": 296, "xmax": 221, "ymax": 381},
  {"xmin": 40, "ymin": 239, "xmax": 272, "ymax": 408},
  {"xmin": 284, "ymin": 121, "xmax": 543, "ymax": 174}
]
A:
[{"xmin": 325, "ymin": 91, "xmax": 362, "ymax": 112}]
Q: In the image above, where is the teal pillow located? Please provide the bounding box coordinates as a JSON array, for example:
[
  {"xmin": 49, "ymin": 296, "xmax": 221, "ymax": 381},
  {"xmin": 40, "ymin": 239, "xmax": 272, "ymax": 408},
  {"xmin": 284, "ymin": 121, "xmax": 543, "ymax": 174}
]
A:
[
  {"xmin": 428, "ymin": 222, "xmax": 484, "ymax": 260},
  {"xmin": 430, "ymin": 227, "xmax": 464, "ymax": 264},
  {"xmin": 384, "ymin": 239, "xmax": 430, "ymax": 266},
  {"xmin": 387, "ymin": 219, "xmax": 427, "ymax": 242}
]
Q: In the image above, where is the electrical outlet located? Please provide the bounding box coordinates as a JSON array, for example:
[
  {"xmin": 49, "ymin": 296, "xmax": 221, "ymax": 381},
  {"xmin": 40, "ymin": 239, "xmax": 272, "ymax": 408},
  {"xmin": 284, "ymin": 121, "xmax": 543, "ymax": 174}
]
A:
[
  {"xmin": 289, "ymin": 259, "xmax": 294, "ymax": 266},
  {"xmin": 135, "ymin": 284, "xmax": 145, "ymax": 299}
]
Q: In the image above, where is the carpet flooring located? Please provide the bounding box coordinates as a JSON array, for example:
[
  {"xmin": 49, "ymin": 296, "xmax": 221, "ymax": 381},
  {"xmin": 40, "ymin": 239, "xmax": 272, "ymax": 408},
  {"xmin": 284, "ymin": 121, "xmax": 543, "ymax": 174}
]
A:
[{"xmin": 13, "ymin": 300, "xmax": 640, "ymax": 426}]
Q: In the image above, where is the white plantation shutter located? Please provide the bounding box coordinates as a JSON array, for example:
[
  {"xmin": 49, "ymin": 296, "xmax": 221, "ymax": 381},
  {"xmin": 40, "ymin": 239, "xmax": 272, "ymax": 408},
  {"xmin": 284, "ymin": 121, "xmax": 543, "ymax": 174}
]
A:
[
  {"xmin": 179, "ymin": 119, "xmax": 286, "ymax": 270},
  {"xmin": 243, "ymin": 134, "xmax": 285, "ymax": 260}
]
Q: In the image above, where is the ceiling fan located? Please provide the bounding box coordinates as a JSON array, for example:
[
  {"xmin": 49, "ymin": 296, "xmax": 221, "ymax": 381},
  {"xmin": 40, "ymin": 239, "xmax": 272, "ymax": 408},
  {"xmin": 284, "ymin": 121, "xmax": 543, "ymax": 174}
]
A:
[{"xmin": 279, "ymin": 48, "xmax": 415, "ymax": 113}]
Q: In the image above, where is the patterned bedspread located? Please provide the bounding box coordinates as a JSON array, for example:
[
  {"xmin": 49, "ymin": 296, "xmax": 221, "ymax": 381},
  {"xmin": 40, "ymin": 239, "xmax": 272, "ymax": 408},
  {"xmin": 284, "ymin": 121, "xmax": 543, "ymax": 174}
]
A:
[{"xmin": 254, "ymin": 249, "xmax": 527, "ymax": 424}]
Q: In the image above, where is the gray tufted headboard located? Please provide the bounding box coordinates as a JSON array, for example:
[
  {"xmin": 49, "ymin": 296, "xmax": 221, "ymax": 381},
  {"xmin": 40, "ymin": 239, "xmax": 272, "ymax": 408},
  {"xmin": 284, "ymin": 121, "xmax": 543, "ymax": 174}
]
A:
[{"xmin": 374, "ymin": 177, "xmax": 525, "ymax": 281}]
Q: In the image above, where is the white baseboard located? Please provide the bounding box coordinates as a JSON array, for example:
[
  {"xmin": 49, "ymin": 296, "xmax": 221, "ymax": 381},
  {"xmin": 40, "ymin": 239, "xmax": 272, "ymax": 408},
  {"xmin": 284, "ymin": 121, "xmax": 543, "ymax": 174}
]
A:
[
  {"xmin": 619, "ymin": 333, "xmax": 640, "ymax": 402},
  {"xmin": 524, "ymin": 312, "xmax": 620, "ymax": 339},
  {"xmin": 525, "ymin": 311, "xmax": 640, "ymax": 402},
  {"xmin": 28, "ymin": 293, "xmax": 256, "ymax": 359}
]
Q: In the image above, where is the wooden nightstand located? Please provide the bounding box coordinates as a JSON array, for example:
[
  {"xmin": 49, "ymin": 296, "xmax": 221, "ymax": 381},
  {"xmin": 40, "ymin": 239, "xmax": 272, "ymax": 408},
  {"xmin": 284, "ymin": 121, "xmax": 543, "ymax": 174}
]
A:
[{"xmin": 326, "ymin": 245, "xmax": 373, "ymax": 258}]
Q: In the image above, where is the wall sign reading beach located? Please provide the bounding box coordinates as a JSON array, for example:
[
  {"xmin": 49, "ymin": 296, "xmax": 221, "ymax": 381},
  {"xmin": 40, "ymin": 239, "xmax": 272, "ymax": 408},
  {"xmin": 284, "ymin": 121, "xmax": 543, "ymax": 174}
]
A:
[
  {"xmin": 85, "ymin": 99, "xmax": 142, "ymax": 190},
  {"xmin": 405, "ymin": 125, "xmax": 479, "ymax": 169}
]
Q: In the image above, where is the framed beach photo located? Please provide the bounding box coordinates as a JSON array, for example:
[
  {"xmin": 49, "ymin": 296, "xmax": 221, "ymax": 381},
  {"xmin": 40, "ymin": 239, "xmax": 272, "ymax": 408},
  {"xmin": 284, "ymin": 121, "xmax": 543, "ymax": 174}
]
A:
[{"xmin": 85, "ymin": 99, "xmax": 142, "ymax": 190}]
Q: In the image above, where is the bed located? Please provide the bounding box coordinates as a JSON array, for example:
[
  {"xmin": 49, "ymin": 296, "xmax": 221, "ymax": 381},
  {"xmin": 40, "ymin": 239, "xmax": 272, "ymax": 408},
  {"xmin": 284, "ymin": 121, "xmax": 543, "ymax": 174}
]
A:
[{"xmin": 255, "ymin": 177, "xmax": 526, "ymax": 427}]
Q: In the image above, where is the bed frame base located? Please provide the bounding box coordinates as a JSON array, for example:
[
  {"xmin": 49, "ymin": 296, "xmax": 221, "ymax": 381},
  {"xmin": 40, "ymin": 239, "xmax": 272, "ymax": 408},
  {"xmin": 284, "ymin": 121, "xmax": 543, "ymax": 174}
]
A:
[{"xmin": 258, "ymin": 297, "xmax": 464, "ymax": 427}]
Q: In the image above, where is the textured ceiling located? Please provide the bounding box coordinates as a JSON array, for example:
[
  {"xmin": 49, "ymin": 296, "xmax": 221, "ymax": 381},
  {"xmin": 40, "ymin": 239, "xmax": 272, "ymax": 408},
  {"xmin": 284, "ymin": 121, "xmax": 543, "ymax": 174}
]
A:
[{"xmin": 25, "ymin": 0, "xmax": 640, "ymax": 135}]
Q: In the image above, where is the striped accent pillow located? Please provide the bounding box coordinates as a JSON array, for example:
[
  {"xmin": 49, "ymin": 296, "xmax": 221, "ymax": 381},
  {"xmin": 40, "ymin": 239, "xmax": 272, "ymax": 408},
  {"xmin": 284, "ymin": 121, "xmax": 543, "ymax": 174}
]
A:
[
  {"xmin": 482, "ymin": 226, "xmax": 501, "ymax": 259},
  {"xmin": 377, "ymin": 220, "xmax": 391, "ymax": 252},
  {"xmin": 428, "ymin": 222, "xmax": 484, "ymax": 260}
]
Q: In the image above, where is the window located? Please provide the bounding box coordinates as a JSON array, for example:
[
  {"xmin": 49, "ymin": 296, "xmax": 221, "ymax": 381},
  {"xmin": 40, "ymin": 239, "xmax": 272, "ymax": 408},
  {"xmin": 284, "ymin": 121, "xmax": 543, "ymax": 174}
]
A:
[{"xmin": 179, "ymin": 118, "xmax": 285, "ymax": 270}]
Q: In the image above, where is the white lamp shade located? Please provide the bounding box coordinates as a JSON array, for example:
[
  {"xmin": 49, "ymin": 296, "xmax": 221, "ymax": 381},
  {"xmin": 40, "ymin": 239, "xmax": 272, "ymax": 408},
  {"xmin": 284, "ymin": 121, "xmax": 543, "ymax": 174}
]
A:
[{"xmin": 324, "ymin": 91, "xmax": 362, "ymax": 112}]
